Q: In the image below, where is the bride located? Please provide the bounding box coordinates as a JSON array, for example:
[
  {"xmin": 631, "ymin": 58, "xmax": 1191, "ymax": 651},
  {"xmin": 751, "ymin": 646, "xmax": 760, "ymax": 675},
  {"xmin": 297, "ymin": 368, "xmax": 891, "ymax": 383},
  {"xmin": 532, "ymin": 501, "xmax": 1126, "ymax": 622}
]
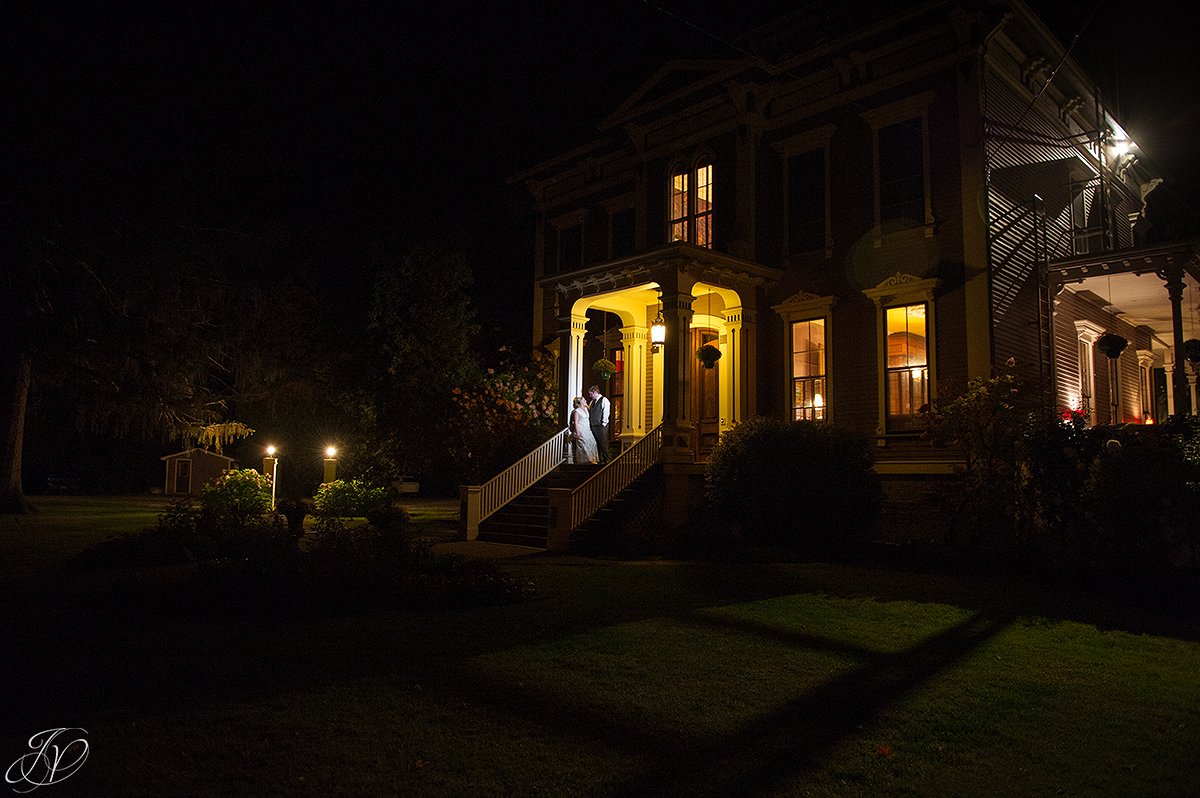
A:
[{"xmin": 569, "ymin": 396, "xmax": 599, "ymax": 464}]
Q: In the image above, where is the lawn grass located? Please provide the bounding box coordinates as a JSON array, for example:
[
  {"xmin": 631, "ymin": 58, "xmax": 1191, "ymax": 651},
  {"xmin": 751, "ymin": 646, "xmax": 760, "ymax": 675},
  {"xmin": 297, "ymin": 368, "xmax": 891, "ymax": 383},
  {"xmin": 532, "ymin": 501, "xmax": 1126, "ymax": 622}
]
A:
[{"xmin": 1, "ymin": 498, "xmax": 1199, "ymax": 796}]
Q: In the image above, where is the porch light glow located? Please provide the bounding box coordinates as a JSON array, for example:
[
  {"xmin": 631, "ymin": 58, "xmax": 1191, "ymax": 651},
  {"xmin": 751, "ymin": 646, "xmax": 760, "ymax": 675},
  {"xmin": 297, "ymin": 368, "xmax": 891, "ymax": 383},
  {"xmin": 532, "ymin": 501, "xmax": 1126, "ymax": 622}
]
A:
[
  {"xmin": 325, "ymin": 446, "xmax": 337, "ymax": 458},
  {"xmin": 266, "ymin": 445, "xmax": 276, "ymax": 456},
  {"xmin": 650, "ymin": 309, "xmax": 666, "ymax": 352}
]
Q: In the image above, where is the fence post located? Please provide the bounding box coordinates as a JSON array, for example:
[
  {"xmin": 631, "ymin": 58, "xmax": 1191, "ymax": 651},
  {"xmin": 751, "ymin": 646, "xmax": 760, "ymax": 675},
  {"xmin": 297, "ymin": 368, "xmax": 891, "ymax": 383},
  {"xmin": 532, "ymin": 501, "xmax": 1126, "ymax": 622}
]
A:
[
  {"xmin": 460, "ymin": 485, "xmax": 482, "ymax": 540},
  {"xmin": 546, "ymin": 487, "xmax": 573, "ymax": 552}
]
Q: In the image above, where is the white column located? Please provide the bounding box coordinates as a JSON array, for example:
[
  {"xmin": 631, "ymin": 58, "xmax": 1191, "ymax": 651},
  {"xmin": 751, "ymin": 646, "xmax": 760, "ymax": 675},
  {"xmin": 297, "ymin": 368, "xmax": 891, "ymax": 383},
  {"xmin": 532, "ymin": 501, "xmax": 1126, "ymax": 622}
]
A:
[
  {"xmin": 724, "ymin": 306, "xmax": 747, "ymax": 427},
  {"xmin": 567, "ymin": 313, "xmax": 588, "ymax": 412},
  {"xmin": 1189, "ymin": 362, "xmax": 1198, "ymax": 416},
  {"xmin": 620, "ymin": 326, "xmax": 648, "ymax": 439},
  {"xmin": 1165, "ymin": 352, "xmax": 1177, "ymax": 416}
]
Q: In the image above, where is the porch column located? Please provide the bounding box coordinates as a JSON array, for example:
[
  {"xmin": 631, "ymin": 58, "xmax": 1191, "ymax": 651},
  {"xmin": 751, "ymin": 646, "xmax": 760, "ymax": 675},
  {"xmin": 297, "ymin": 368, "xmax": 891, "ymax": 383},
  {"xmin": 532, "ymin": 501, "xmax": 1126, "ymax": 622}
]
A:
[
  {"xmin": 566, "ymin": 313, "xmax": 588, "ymax": 422},
  {"xmin": 1137, "ymin": 350, "xmax": 1155, "ymax": 422},
  {"xmin": 723, "ymin": 305, "xmax": 751, "ymax": 427},
  {"xmin": 1165, "ymin": 265, "xmax": 1190, "ymax": 414},
  {"xmin": 1189, "ymin": 364, "xmax": 1199, "ymax": 417},
  {"xmin": 1165, "ymin": 352, "xmax": 1177, "ymax": 417},
  {"xmin": 660, "ymin": 289, "xmax": 695, "ymax": 460},
  {"xmin": 620, "ymin": 325, "xmax": 648, "ymax": 439}
]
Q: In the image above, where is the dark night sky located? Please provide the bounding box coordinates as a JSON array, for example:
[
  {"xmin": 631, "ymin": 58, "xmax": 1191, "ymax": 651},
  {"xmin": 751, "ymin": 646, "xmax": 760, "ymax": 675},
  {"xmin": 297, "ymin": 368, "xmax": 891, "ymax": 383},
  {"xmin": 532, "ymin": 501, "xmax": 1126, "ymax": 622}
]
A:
[{"xmin": 8, "ymin": 1, "xmax": 1197, "ymax": 346}]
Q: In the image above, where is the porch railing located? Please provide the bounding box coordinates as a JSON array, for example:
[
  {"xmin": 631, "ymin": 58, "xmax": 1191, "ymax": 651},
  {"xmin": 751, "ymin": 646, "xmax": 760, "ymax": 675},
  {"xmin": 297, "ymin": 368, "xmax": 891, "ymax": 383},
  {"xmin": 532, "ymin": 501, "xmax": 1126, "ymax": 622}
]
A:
[
  {"xmin": 460, "ymin": 426, "xmax": 567, "ymax": 539},
  {"xmin": 547, "ymin": 424, "xmax": 663, "ymax": 548}
]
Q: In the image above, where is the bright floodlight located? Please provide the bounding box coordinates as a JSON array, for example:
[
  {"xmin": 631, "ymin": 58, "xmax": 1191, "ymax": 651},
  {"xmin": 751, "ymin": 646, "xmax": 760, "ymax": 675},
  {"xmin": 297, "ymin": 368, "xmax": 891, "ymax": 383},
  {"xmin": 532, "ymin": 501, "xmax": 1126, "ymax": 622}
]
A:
[
  {"xmin": 325, "ymin": 446, "xmax": 337, "ymax": 458},
  {"xmin": 266, "ymin": 445, "xmax": 276, "ymax": 456}
]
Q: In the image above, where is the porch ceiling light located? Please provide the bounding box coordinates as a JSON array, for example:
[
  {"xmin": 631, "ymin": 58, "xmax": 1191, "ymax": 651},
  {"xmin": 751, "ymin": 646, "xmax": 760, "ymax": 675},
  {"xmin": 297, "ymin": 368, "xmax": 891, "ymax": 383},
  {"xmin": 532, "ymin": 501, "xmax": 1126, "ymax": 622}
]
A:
[{"xmin": 650, "ymin": 309, "xmax": 666, "ymax": 352}]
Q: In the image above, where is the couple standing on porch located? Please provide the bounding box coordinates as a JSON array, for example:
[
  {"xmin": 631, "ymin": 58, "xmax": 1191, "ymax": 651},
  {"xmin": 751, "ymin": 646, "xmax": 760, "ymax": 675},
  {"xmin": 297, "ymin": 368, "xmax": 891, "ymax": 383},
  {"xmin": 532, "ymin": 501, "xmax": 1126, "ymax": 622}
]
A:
[{"xmin": 569, "ymin": 385, "xmax": 610, "ymax": 465}]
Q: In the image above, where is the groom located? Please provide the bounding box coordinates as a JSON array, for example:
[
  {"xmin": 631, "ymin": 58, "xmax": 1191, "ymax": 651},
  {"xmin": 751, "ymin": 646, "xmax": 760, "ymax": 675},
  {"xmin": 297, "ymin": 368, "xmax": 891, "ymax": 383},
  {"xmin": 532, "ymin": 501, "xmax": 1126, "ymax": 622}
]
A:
[{"xmin": 587, "ymin": 385, "xmax": 611, "ymax": 462}]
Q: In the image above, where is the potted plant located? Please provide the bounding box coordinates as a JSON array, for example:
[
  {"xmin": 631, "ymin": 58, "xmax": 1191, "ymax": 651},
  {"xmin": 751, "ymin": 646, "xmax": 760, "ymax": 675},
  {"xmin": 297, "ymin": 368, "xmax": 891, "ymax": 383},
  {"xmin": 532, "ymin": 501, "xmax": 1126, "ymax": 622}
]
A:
[
  {"xmin": 593, "ymin": 357, "xmax": 618, "ymax": 381},
  {"xmin": 275, "ymin": 496, "xmax": 311, "ymax": 537},
  {"xmin": 696, "ymin": 343, "xmax": 722, "ymax": 369},
  {"xmin": 1184, "ymin": 338, "xmax": 1200, "ymax": 364},
  {"xmin": 1096, "ymin": 332, "xmax": 1128, "ymax": 359}
]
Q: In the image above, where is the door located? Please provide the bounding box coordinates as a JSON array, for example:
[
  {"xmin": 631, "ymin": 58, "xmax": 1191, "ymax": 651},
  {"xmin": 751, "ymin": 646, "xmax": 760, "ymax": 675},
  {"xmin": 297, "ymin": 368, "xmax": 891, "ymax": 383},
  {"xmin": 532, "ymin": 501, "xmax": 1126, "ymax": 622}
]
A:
[
  {"xmin": 174, "ymin": 460, "xmax": 192, "ymax": 494},
  {"xmin": 691, "ymin": 328, "xmax": 720, "ymax": 457}
]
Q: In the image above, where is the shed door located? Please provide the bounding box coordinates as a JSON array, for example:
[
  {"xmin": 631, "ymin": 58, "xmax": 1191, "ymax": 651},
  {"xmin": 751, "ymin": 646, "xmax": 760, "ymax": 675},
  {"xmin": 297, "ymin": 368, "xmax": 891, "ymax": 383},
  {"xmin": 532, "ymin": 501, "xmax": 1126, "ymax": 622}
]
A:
[{"xmin": 175, "ymin": 460, "xmax": 192, "ymax": 494}]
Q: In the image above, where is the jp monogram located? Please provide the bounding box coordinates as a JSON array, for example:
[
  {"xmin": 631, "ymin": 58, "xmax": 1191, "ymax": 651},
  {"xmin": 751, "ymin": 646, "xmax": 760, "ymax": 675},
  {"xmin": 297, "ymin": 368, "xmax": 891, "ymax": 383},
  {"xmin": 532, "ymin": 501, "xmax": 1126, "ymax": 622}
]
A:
[{"xmin": 5, "ymin": 729, "xmax": 89, "ymax": 793}]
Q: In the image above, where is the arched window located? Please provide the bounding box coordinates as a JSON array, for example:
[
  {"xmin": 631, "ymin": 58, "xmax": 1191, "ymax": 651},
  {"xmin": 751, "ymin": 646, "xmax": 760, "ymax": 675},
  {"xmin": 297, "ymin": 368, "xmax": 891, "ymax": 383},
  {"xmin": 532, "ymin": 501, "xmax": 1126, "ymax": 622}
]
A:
[{"xmin": 668, "ymin": 161, "xmax": 713, "ymax": 248}]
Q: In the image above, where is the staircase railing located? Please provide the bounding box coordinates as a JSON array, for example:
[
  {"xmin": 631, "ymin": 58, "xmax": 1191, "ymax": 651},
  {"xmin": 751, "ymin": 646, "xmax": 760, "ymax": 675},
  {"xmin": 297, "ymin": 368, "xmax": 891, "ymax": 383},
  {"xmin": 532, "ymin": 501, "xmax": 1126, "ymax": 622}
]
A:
[
  {"xmin": 460, "ymin": 426, "xmax": 567, "ymax": 539},
  {"xmin": 547, "ymin": 425, "xmax": 663, "ymax": 547}
]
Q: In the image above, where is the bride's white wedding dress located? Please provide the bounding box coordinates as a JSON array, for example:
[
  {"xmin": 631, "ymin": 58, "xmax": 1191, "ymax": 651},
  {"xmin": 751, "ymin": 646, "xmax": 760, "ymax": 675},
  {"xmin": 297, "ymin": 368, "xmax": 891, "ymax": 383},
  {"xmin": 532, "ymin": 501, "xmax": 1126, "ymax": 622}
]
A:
[{"xmin": 571, "ymin": 407, "xmax": 599, "ymax": 464}]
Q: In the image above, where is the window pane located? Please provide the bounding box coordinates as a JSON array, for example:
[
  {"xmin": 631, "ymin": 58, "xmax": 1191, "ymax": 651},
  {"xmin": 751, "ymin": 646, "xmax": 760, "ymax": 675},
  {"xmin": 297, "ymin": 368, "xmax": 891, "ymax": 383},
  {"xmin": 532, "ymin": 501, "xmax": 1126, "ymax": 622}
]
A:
[
  {"xmin": 879, "ymin": 121, "xmax": 924, "ymax": 223},
  {"xmin": 885, "ymin": 302, "xmax": 928, "ymax": 431},
  {"xmin": 695, "ymin": 213, "xmax": 711, "ymax": 248},
  {"xmin": 886, "ymin": 304, "xmax": 926, "ymax": 368},
  {"xmin": 788, "ymin": 150, "xmax": 825, "ymax": 252},
  {"xmin": 791, "ymin": 319, "xmax": 827, "ymax": 419},
  {"xmin": 696, "ymin": 164, "xmax": 712, "ymax": 212},
  {"xmin": 671, "ymin": 173, "xmax": 689, "ymax": 220}
]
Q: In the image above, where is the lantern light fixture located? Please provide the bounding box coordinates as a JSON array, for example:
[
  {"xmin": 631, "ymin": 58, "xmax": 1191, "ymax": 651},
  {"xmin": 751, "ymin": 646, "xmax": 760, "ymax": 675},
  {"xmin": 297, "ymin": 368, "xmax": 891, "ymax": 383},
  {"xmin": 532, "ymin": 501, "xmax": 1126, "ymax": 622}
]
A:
[{"xmin": 650, "ymin": 304, "xmax": 666, "ymax": 353}]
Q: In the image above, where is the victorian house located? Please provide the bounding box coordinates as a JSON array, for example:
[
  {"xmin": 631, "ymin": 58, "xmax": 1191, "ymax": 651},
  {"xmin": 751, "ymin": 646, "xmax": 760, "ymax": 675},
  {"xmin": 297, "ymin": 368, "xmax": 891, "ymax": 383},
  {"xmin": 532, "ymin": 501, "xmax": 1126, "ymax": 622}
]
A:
[{"xmin": 462, "ymin": 0, "xmax": 1200, "ymax": 548}]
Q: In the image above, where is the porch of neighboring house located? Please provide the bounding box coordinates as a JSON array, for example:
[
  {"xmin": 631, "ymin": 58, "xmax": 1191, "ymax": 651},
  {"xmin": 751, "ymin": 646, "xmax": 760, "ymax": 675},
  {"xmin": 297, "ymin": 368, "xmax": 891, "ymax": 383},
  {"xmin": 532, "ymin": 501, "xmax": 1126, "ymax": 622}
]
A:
[
  {"xmin": 460, "ymin": 244, "xmax": 778, "ymax": 550},
  {"xmin": 1046, "ymin": 242, "xmax": 1200, "ymax": 424}
]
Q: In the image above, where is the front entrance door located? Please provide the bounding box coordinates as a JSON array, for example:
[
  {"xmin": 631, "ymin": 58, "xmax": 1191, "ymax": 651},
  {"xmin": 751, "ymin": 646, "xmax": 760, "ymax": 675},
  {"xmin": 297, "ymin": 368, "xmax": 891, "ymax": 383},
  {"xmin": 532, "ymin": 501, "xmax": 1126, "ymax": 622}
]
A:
[{"xmin": 691, "ymin": 328, "xmax": 720, "ymax": 457}]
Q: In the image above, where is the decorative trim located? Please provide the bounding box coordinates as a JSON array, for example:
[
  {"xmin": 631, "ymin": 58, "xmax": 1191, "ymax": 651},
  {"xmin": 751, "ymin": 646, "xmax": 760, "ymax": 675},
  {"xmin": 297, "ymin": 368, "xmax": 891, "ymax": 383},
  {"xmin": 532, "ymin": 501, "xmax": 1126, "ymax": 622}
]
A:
[{"xmin": 863, "ymin": 273, "xmax": 939, "ymax": 307}]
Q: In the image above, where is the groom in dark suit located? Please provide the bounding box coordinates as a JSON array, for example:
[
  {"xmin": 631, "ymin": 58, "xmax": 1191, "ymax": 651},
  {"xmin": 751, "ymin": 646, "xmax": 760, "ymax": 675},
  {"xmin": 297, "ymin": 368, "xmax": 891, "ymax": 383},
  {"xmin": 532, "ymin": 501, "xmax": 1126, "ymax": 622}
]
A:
[{"xmin": 587, "ymin": 385, "xmax": 610, "ymax": 462}]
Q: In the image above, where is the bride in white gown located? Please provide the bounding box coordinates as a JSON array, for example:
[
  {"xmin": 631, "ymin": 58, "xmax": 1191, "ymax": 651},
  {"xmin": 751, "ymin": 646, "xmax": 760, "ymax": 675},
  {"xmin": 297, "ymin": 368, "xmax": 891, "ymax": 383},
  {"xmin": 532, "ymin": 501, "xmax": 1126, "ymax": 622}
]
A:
[{"xmin": 570, "ymin": 396, "xmax": 599, "ymax": 465}]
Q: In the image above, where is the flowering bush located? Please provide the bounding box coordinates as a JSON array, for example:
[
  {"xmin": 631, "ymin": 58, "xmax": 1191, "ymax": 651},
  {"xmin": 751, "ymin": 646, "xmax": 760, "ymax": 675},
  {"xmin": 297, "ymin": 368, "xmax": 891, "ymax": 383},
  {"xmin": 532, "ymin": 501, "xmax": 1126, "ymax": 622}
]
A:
[
  {"xmin": 312, "ymin": 479, "xmax": 393, "ymax": 534},
  {"xmin": 450, "ymin": 350, "xmax": 559, "ymax": 483},
  {"xmin": 200, "ymin": 468, "xmax": 273, "ymax": 529}
]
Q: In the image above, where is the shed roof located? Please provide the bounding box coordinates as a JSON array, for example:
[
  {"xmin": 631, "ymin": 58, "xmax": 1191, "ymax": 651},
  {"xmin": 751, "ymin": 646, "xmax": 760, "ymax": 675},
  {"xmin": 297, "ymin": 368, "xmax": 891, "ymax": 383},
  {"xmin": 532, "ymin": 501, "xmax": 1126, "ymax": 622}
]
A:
[{"xmin": 160, "ymin": 448, "xmax": 237, "ymax": 462}]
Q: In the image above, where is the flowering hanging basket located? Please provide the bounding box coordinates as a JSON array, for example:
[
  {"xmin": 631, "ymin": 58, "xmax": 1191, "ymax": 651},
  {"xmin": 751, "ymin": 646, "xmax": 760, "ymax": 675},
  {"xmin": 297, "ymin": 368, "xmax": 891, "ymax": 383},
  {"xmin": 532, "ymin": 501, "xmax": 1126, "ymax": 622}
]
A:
[
  {"xmin": 593, "ymin": 357, "xmax": 618, "ymax": 381},
  {"xmin": 1096, "ymin": 332, "xmax": 1129, "ymax": 359},
  {"xmin": 696, "ymin": 344, "xmax": 722, "ymax": 369},
  {"xmin": 1184, "ymin": 339, "xmax": 1200, "ymax": 364}
]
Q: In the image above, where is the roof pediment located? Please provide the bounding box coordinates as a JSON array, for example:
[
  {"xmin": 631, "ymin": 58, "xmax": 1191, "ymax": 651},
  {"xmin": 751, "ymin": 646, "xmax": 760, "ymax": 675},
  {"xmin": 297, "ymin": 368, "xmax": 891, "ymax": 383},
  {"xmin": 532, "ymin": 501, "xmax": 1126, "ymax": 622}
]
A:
[{"xmin": 601, "ymin": 59, "xmax": 739, "ymax": 130}]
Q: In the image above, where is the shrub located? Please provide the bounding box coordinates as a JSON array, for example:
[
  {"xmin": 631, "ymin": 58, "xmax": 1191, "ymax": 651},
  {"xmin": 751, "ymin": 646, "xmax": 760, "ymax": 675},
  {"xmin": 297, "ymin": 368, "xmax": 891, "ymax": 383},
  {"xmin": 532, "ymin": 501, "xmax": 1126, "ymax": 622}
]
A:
[
  {"xmin": 200, "ymin": 468, "xmax": 273, "ymax": 532},
  {"xmin": 312, "ymin": 479, "xmax": 394, "ymax": 535},
  {"xmin": 275, "ymin": 496, "xmax": 312, "ymax": 536},
  {"xmin": 705, "ymin": 416, "xmax": 881, "ymax": 551},
  {"xmin": 366, "ymin": 503, "xmax": 411, "ymax": 533}
]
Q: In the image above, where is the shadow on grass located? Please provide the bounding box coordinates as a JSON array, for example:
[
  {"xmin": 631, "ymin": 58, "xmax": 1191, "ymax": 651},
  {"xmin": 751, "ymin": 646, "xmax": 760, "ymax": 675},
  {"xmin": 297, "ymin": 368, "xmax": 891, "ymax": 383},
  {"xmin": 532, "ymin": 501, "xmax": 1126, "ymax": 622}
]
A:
[{"xmin": 433, "ymin": 602, "xmax": 1014, "ymax": 796}]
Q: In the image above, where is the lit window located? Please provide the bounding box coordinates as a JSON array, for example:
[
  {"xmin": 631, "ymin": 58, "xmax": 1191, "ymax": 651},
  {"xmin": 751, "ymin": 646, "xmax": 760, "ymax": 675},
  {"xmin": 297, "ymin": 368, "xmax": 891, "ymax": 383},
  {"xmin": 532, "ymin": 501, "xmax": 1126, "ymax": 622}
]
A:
[
  {"xmin": 792, "ymin": 319, "xmax": 827, "ymax": 421},
  {"xmin": 885, "ymin": 303, "xmax": 928, "ymax": 432},
  {"xmin": 668, "ymin": 162, "xmax": 713, "ymax": 248}
]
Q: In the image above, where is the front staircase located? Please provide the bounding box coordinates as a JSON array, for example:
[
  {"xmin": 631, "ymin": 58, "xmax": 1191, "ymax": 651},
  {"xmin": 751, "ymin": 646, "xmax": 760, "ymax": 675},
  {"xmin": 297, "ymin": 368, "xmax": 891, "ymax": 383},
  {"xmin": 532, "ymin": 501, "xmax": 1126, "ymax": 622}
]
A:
[
  {"xmin": 462, "ymin": 424, "xmax": 664, "ymax": 551},
  {"xmin": 476, "ymin": 464, "xmax": 597, "ymax": 548}
]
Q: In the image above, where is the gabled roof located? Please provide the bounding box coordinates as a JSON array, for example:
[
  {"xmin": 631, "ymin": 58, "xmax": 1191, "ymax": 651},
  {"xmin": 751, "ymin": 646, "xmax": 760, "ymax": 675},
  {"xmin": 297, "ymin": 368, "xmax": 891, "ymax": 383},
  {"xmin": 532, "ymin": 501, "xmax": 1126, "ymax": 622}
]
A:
[
  {"xmin": 160, "ymin": 448, "xmax": 236, "ymax": 462},
  {"xmin": 600, "ymin": 58, "xmax": 746, "ymax": 130}
]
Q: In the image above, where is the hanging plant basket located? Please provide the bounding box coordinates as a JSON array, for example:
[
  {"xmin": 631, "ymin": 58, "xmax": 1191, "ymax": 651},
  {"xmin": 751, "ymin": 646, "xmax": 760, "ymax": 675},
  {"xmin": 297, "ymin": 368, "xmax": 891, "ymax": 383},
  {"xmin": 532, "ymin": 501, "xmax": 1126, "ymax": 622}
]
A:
[
  {"xmin": 592, "ymin": 357, "xmax": 618, "ymax": 381},
  {"xmin": 695, "ymin": 344, "xmax": 722, "ymax": 369},
  {"xmin": 1184, "ymin": 339, "xmax": 1200, "ymax": 364},
  {"xmin": 1096, "ymin": 332, "xmax": 1128, "ymax": 359}
]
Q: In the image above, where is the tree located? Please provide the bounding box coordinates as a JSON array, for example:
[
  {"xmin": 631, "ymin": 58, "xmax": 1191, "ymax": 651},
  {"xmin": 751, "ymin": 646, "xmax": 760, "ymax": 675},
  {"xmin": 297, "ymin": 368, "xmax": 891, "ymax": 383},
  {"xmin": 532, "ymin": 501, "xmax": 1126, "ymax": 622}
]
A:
[
  {"xmin": 1, "ymin": 209, "xmax": 302, "ymax": 512},
  {"xmin": 342, "ymin": 246, "xmax": 481, "ymax": 490}
]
